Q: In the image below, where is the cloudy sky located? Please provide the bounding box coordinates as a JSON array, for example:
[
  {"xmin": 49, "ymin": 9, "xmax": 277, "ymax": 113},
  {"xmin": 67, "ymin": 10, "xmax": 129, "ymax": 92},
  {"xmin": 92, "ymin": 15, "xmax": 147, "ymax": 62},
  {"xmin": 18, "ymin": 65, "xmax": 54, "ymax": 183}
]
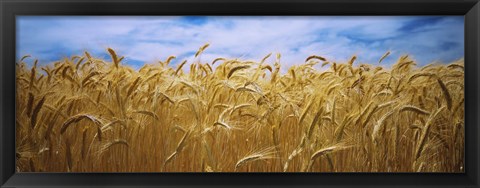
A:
[{"xmin": 17, "ymin": 16, "xmax": 464, "ymax": 70}]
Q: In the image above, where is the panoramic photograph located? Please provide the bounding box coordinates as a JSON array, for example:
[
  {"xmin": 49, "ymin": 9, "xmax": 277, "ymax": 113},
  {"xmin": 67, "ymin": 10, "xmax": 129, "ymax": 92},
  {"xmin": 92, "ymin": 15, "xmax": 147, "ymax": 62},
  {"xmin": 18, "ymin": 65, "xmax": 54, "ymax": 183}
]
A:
[{"xmin": 15, "ymin": 16, "xmax": 464, "ymax": 172}]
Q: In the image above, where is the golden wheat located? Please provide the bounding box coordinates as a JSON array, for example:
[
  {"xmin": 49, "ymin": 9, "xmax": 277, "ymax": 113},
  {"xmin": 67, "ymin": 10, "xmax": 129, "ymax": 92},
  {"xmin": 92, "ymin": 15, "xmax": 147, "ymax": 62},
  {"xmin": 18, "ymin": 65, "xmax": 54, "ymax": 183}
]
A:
[{"xmin": 15, "ymin": 47, "xmax": 464, "ymax": 172}]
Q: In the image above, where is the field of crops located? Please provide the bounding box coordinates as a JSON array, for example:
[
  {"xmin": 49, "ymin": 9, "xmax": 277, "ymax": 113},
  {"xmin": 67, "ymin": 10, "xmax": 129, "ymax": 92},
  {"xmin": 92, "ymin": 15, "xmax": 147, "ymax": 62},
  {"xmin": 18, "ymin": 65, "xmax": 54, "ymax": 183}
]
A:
[{"xmin": 15, "ymin": 45, "xmax": 464, "ymax": 172}]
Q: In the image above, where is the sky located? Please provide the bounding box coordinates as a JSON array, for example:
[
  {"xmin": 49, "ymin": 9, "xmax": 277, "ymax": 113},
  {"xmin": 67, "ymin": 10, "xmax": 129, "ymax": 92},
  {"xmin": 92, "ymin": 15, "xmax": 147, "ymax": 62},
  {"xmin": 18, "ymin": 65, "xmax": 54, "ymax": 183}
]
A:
[{"xmin": 17, "ymin": 16, "xmax": 464, "ymax": 70}]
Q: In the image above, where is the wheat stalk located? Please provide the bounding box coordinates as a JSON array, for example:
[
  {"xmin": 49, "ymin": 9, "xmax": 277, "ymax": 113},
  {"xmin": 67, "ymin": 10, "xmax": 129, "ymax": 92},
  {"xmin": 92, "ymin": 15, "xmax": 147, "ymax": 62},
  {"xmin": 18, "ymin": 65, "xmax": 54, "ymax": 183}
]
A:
[{"xmin": 60, "ymin": 114, "xmax": 104, "ymax": 141}]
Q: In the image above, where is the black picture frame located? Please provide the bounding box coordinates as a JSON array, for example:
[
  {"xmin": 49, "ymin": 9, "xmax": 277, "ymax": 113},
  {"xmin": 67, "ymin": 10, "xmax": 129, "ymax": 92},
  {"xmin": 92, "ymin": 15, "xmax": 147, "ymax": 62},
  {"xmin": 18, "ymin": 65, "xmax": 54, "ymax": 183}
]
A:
[{"xmin": 1, "ymin": 0, "xmax": 479, "ymax": 187}]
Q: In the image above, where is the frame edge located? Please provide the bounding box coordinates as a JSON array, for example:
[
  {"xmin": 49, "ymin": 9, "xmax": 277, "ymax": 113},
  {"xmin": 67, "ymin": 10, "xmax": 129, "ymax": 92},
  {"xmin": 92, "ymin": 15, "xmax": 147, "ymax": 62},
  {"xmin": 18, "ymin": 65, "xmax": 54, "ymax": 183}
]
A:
[
  {"xmin": 467, "ymin": 2, "xmax": 480, "ymax": 186},
  {"xmin": 1, "ymin": 0, "xmax": 480, "ymax": 188}
]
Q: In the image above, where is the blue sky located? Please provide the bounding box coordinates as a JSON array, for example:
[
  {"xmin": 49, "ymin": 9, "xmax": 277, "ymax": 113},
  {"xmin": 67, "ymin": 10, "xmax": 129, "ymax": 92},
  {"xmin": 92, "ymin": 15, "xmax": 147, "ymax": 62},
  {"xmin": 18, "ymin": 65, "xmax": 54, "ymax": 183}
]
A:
[{"xmin": 17, "ymin": 16, "xmax": 464, "ymax": 70}]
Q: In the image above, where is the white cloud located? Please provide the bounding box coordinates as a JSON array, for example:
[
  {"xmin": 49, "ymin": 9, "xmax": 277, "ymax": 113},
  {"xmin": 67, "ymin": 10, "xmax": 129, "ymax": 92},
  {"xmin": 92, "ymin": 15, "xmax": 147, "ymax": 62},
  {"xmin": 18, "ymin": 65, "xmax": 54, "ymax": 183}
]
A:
[{"xmin": 17, "ymin": 16, "xmax": 464, "ymax": 69}]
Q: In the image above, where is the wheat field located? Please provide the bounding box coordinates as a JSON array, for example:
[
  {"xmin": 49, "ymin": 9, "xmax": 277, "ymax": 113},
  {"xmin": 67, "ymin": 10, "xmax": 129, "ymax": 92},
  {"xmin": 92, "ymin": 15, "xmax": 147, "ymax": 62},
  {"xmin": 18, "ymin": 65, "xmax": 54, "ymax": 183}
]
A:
[{"xmin": 15, "ymin": 46, "xmax": 464, "ymax": 172}]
